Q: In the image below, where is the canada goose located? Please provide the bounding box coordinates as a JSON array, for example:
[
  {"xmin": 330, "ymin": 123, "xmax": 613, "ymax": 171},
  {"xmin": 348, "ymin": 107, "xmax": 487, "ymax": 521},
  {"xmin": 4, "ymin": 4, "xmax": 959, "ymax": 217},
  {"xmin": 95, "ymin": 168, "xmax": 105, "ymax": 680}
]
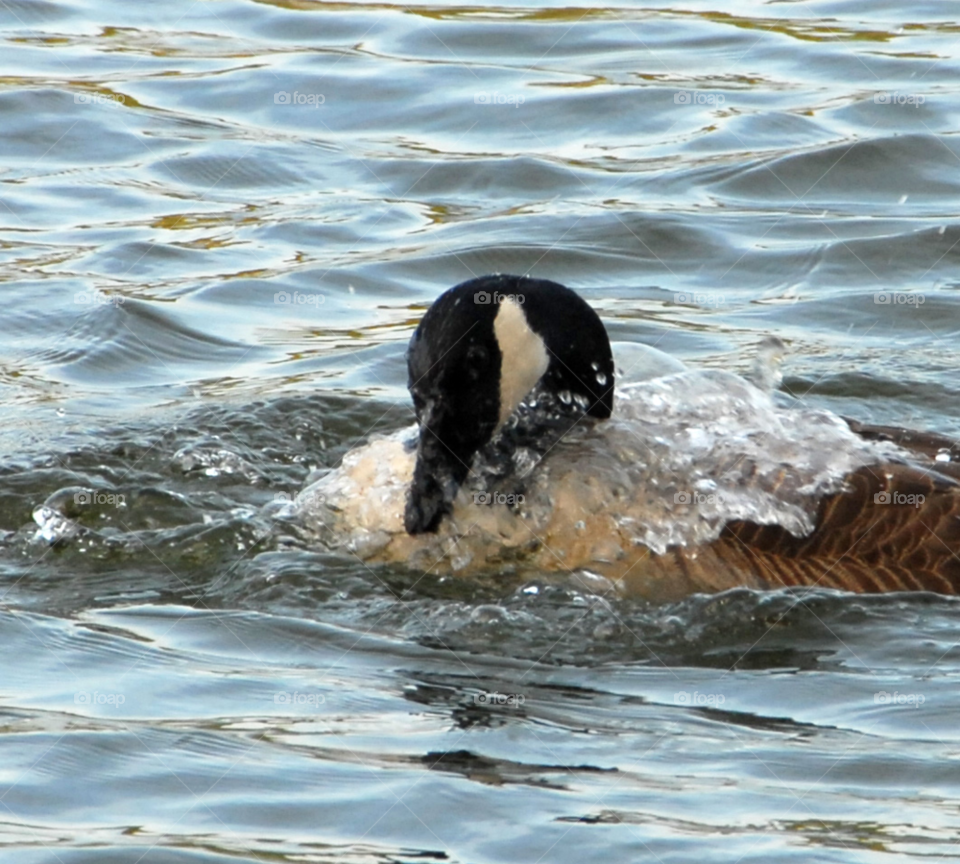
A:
[{"xmin": 297, "ymin": 275, "xmax": 960, "ymax": 600}]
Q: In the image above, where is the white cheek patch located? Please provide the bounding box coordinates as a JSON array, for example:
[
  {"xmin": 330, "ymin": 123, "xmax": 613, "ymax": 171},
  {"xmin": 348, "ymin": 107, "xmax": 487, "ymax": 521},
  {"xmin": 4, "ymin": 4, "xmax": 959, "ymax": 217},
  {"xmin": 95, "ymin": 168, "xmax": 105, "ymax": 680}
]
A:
[{"xmin": 493, "ymin": 296, "xmax": 549, "ymax": 429}]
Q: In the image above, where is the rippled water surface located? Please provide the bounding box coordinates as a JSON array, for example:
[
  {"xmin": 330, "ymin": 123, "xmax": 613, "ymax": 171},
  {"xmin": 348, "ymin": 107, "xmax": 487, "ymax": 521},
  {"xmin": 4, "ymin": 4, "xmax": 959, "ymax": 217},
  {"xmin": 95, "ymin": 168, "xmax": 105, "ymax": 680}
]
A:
[{"xmin": 3, "ymin": 1, "xmax": 960, "ymax": 861}]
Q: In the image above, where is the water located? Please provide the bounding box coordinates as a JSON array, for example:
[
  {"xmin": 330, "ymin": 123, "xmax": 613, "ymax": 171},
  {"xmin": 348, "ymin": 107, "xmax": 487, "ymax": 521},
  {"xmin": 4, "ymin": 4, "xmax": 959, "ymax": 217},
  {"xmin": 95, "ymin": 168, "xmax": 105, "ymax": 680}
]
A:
[
  {"xmin": 2, "ymin": 0, "xmax": 960, "ymax": 861},
  {"xmin": 298, "ymin": 369, "xmax": 910, "ymax": 571}
]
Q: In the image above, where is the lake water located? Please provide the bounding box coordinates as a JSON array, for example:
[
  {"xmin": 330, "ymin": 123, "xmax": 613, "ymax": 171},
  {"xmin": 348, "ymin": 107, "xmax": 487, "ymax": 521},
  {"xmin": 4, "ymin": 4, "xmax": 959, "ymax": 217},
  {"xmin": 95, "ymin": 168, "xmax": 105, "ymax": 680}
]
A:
[{"xmin": 2, "ymin": 1, "xmax": 960, "ymax": 861}]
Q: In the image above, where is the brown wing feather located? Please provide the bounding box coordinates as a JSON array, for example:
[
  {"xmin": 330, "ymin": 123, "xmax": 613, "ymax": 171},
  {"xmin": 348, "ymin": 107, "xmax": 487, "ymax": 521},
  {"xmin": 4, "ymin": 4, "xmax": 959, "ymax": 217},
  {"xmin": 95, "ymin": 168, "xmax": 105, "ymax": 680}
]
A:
[
  {"xmin": 710, "ymin": 419, "xmax": 960, "ymax": 594},
  {"xmin": 717, "ymin": 461, "xmax": 960, "ymax": 593},
  {"xmin": 615, "ymin": 423, "xmax": 960, "ymax": 598}
]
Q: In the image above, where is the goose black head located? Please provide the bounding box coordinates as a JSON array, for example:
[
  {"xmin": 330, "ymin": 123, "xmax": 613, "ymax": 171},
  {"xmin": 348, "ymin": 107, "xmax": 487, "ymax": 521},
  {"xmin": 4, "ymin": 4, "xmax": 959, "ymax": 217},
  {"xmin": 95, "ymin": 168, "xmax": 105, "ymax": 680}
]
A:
[{"xmin": 404, "ymin": 274, "xmax": 615, "ymax": 534}]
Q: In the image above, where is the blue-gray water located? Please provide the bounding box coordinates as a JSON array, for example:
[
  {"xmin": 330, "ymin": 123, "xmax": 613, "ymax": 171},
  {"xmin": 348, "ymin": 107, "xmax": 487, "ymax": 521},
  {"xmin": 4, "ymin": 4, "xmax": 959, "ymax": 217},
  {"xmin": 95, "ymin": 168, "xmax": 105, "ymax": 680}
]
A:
[{"xmin": 2, "ymin": 1, "xmax": 960, "ymax": 861}]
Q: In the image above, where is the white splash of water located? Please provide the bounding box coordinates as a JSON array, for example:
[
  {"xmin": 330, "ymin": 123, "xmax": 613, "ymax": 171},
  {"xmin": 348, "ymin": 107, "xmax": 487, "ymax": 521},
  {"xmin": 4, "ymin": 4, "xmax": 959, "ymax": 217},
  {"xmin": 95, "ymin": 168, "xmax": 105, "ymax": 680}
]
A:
[{"xmin": 295, "ymin": 368, "xmax": 906, "ymax": 571}]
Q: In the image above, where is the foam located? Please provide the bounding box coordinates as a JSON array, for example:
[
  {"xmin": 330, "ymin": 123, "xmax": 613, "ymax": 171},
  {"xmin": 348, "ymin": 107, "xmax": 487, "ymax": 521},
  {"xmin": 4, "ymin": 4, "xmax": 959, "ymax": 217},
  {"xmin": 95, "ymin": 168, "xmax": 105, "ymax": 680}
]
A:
[{"xmin": 294, "ymin": 368, "xmax": 906, "ymax": 580}]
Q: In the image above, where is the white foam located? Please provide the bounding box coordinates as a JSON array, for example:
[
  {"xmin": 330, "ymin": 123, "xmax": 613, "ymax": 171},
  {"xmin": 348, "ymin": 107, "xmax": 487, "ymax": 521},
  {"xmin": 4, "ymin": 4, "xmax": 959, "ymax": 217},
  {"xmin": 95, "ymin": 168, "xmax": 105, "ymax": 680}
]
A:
[{"xmin": 295, "ymin": 368, "xmax": 905, "ymax": 574}]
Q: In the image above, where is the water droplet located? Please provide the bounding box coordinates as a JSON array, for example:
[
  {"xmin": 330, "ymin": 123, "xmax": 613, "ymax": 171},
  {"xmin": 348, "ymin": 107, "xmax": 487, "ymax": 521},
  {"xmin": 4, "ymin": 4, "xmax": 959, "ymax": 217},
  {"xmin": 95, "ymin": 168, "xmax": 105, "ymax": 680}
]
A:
[
  {"xmin": 591, "ymin": 361, "xmax": 600, "ymax": 371},
  {"xmin": 596, "ymin": 373, "xmax": 607, "ymax": 386},
  {"xmin": 558, "ymin": 390, "xmax": 572, "ymax": 405}
]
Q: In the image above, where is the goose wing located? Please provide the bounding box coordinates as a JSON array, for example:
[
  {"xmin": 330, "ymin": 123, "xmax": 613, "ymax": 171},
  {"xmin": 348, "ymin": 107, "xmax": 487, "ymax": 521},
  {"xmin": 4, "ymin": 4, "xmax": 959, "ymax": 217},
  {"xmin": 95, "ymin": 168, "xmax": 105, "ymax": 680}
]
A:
[{"xmin": 647, "ymin": 424, "xmax": 960, "ymax": 596}]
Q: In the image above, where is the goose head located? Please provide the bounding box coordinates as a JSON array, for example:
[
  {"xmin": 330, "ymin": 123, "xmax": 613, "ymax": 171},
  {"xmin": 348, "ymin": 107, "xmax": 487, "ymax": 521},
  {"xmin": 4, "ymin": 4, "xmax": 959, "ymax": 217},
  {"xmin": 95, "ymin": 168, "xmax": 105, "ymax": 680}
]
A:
[{"xmin": 404, "ymin": 275, "xmax": 615, "ymax": 534}]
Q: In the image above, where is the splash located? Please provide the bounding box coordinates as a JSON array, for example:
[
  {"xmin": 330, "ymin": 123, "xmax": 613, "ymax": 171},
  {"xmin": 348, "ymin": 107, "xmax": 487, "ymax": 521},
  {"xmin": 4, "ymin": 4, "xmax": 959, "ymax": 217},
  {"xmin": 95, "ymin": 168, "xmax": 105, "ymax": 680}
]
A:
[{"xmin": 294, "ymin": 369, "xmax": 906, "ymax": 575}]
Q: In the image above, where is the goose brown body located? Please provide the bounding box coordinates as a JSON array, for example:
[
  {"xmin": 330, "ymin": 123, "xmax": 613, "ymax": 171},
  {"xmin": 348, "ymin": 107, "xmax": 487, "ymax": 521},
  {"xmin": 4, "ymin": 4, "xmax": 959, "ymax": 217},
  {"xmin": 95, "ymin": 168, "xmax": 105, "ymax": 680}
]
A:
[
  {"xmin": 718, "ymin": 425, "xmax": 960, "ymax": 595},
  {"xmin": 614, "ymin": 429, "xmax": 960, "ymax": 601}
]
